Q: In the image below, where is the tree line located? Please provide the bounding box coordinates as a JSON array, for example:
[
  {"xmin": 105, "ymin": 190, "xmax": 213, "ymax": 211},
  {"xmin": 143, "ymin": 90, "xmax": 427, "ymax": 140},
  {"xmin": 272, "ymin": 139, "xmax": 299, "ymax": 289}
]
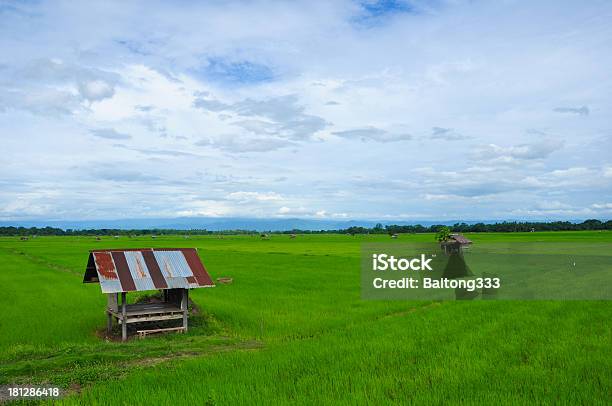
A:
[{"xmin": 0, "ymin": 219, "xmax": 610, "ymax": 236}]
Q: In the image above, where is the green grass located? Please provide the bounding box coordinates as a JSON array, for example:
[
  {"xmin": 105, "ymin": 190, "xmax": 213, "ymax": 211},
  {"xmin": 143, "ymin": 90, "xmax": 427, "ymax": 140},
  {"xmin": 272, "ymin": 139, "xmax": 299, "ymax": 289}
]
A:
[{"xmin": 0, "ymin": 232, "xmax": 610, "ymax": 404}]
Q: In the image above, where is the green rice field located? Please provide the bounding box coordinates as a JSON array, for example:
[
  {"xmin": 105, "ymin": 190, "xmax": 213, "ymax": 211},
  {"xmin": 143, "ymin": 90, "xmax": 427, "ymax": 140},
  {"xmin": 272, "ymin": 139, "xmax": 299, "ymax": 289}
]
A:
[{"xmin": 0, "ymin": 232, "xmax": 611, "ymax": 404}]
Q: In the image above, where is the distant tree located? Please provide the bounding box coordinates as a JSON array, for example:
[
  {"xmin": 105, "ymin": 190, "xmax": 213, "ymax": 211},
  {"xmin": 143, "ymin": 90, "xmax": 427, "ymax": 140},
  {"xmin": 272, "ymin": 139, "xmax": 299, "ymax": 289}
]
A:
[
  {"xmin": 435, "ymin": 226, "xmax": 452, "ymax": 242},
  {"xmin": 582, "ymin": 219, "xmax": 603, "ymax": 230}
]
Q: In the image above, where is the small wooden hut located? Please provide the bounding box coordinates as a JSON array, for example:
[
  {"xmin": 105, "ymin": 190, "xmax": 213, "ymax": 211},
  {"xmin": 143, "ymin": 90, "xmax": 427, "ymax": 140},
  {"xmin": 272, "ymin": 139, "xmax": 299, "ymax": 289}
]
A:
[
  {"xmin": 83, "ymin": 248, "xmax": 214, "ymax": 341},
  {"xmin": 440, "ymin": 233, "xmax": 472, "ymax": 254}
]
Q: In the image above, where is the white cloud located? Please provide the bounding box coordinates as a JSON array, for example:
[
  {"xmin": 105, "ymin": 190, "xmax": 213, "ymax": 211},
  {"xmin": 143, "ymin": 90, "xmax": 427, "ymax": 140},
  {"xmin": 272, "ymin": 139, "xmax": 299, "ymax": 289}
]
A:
[
  {"xmin": 195, "ymin": 134, "xmax": 296, "ymax": 153},
  {"xmin": 473, "ymin": 139, "xmax": 564, "ymax": 163},
  {"xmin": 0, "ymin": 58, "xmax": 119, "ymax": 115},
  {"xmin": 278, "ymin": 206, "xmax": 292, "ymax": 214},
  {"xmin": 194, "ymin": 94, "xmax": 329, "ymax": 141},
  {"xmin": 430, "ymin": 127, "xmax": 469, "ymax": 141},
  {"xmin": 78, "ymin": 80, "xmax": 115, "ymax": 102},
  {"xmin": 227, "ymin": 191, "xmax": 284, "ymax": 202},
  {"xmin": 277, "ymin": 206, "xmax": 312, "ymax": 216},
  {"xmin": 90, "ymin": 128, "xmax": 131, "ymax": 140},
  {"xmin": 276, "ymin": 206, "xmax": 347, "ymax": 219},
  {"xmin": 332, "ymin": 127, "xmax": 412, "ymax": 142}
]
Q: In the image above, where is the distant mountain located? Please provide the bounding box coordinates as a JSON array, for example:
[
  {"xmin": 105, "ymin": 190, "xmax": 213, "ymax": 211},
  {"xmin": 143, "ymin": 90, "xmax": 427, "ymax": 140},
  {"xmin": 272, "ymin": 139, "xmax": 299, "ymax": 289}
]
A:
[{"xmin": 0, "ymin": 217, "xmax": 476, "ymax": 231}]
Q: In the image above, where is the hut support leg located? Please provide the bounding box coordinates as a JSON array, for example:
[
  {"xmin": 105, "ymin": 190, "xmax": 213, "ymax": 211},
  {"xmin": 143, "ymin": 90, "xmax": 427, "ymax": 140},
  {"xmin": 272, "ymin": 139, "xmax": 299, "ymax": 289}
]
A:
[
  {"xmin": 121, "ymin": 292, "xmax": 127, "ymax": 341},
  {"xmin": 182, "ymin": 289, "xmax": 189, "ymax": 332},
  {"xmin": 106, "ymin": 311, "xmax": 112, "ymax": 334}
]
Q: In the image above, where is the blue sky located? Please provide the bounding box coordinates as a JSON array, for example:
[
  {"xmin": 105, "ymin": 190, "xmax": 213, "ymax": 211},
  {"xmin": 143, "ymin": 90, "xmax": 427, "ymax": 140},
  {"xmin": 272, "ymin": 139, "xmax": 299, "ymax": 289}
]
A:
[{"xmin": 0, "ymin": 0, "xmax": 611, "ymax": 221}]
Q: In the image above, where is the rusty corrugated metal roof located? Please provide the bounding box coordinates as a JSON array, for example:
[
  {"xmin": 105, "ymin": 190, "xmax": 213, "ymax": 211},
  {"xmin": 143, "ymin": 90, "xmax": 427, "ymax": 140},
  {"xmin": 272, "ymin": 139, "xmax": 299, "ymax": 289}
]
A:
[
  {"xmin": 83, "ymin": 248, "xmax": 214, "ymax": 293},
  {"xmin": 449, "ymin": 234, "xmax": 472, "ymax": 244}
]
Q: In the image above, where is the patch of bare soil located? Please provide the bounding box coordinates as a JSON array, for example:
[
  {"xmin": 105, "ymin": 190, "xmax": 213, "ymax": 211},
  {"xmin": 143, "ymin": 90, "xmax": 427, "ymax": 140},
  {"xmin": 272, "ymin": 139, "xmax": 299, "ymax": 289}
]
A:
[
  {"xmin": 128, "ymin": 340, "xmax": 263, "ymax": 368},
  {"xmin": 379, "ymin": 301, "xmax": 442, "ymax": 319}
]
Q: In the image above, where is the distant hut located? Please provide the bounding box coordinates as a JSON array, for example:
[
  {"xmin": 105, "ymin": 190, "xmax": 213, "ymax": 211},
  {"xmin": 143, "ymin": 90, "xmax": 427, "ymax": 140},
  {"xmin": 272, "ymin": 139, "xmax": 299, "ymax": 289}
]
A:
[
  {"xmin": 95, "ymin": 236, "xmax": 101, "ymax": 241},
  {"xmin": 289, "ymin": 233, "xmax": 296, "ymax": 239},
  {"xmin": 151, "ymin": 235, "xmax": 157, "ymax": 239},
  {"xmin": 391, "ymin": 233, "xmax": 398, "ymax": 239},
  {"xmin": 440, "ymin": 233, "xmax": 472, "ymax": 255},
  {"xmin": 20, "ymin": 236, "xmax": 28, "ymax": 241},
  {"xmin": 114, "ymin": 235, "xmax": 120, "ymax": 239},
  {"xmin": 83, "ymin": 248, "xmax": 215, "ymax": 341},
  {"xmin": 260, "ymin": 233, "xmax": 269, "ymax": 239}
]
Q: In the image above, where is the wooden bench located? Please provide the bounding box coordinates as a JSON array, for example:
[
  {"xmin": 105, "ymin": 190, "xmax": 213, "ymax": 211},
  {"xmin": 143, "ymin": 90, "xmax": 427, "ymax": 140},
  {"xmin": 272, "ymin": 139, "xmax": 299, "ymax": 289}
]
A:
[
  {"xmin": 137, "ymin": 326, "xmax": 186, "ymax": 339},
  {"xmin": 107, "ymin": 289, "xmax": 190, "ymax": 341}
]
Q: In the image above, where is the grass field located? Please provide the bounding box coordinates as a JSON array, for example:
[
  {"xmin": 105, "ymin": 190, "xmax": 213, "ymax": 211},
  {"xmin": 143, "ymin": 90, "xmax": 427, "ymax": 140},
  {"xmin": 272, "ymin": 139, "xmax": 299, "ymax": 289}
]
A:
[{"xmin": 0, "ymin": 232, "xmax": 610, "ymax": 404}]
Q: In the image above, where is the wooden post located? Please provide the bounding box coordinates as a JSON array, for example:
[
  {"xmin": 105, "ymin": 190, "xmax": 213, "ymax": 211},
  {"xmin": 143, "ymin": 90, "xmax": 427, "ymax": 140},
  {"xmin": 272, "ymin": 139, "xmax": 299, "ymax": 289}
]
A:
[
  {"xmin": 121, "ymin": 292, "xmax": 127, "ymax": 341},
  {"xmin": 106, "ymin": 311, "xmax": 112, "ymax": 334},
  {"xmin": 182, "ymin": 289, "xmax": 189, "ymax": 332},
  {"xmin": 106, "ymin": 293, "xmax": 113, "ymax": 334}
]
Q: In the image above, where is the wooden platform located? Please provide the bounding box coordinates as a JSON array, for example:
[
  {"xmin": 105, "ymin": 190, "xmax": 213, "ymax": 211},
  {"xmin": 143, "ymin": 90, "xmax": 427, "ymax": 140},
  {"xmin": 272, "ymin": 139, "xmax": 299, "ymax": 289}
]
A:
[
  {"xmin": 108, "ymin": 303, "xmax": 184, "ymax": 324},
  {"xmin": 106, "ymin": 290, "xmax": 189, "ymax": 341}
]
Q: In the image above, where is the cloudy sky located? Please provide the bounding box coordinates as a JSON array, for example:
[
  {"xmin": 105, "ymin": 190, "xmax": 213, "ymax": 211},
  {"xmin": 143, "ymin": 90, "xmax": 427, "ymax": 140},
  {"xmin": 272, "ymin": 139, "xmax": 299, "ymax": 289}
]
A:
[{"xmin": 1, "ymin": 0, "xmax": 611, "ymax": 222}]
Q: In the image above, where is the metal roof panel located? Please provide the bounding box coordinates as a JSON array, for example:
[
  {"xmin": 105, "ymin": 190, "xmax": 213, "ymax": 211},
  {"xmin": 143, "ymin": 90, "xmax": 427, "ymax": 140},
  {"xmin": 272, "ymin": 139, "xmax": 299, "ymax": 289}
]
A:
[
  {"xmin": 153, "ymin": 251, "xmax": 194, "ymax": 278},
  {"xmin": 124, "ymin": 251, "xmax": 157, "ymax": 292}
]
